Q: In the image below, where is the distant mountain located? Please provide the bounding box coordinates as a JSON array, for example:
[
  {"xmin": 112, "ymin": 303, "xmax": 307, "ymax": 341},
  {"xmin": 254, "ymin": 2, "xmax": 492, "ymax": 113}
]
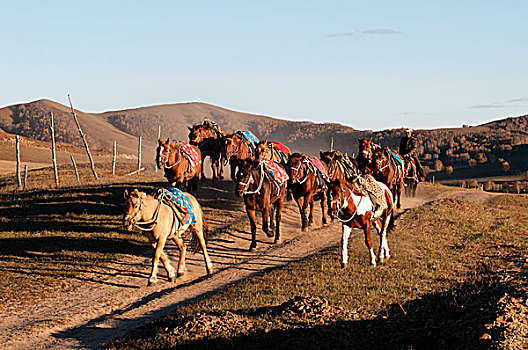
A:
[{"xmin": 1, "ymin": 99, "xmax": 527, "ymax": 178}]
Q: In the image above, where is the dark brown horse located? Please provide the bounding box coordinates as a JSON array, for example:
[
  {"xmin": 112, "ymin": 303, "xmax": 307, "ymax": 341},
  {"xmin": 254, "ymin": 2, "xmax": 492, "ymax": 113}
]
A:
[
  {"xmin": 328, "ymin": 177, "xmax": 394, "ymax": 267},
  {"xmin": 319, "ymin": 150, "xmax": 360, "ymax": 182},
  {"xmin": 188, "ymin": 121, "xmax": 226, "ymax": 180},
  {"xmin": 225, "ymin": 132, "xmax": 254, "ymax": 181},
  {"xmin": 287, "ymin": 153, "xmax": 328, "ymax": 231},
  {"xmin": 356, "ymin": 138, "xmax": 374, "ymax": 175},
  {"xmin": 157, "ymin": 138, "xmax": 201, "ymax": 194},
  {"xmin": 403, "ymin": 157, "xmax": 419, "ymax": 197},
  {"xmin": 235, "ymin": 159, "xmax": 287, "ymax": 250},
  {"xmin": 371, "ymin": 148, "xmax": 404, "ymax": 209}
]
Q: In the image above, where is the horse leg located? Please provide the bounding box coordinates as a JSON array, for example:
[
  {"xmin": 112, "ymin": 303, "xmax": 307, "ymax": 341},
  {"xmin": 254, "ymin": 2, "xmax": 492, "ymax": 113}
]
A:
[
  {"xmin": 320, "ymin": 191, "xmax": 327, "ymax": 225},
  {"xmin": 307, "ymin": 193, "xmax": 315, "ymax": 227},
  {"xmin": 378, "ymin": 214, "xmax": 391, "ymax": 262},
  {"xmin": 247, "ymin": 209, "xmax": 257, "ymax": 250},
  {"xmin": 295, "ymin": 196, "xmax": 307, "ymax": 231},
  {"xmin": 230, "ymin": 160, "xmax": 237, "ymax": 181},
  {"xmin": 211, "ymin": 157, "xmax": 218, "ymax": 181},
  {"xmin": 173, "ymin": 236, "xmax": 187, "ymax": 278},
  {"xmin": 148, "ymin": 235, "xmax": 170, "ymax": 286},
  {"xmin": 147, "ymin": 233, "xmax": 176, "ymax": 284},
  {"xmin": 191, "ymin": 223, "xmax": 214, "ymax": 275},
  {"xmin": 262, "ymin": 198, "xmax": 273, "ymax": 238},
  {"xmin": 363, "ymin": 222, "xmax": 377, "ymax": 266},
  {"xmin": 341, "ymin": 224, "xmax": 352, "ymax": 268},
  {"xmin": 269, "ymin": 204, "xmax": 275, "ymax": 231},
  {"xmin": 200, "ymin": 155, "xmax": 206, "ymax": 180},
  {"xmin": 274, "ymin": 194, "xmax": 284, "ymax": 243}
]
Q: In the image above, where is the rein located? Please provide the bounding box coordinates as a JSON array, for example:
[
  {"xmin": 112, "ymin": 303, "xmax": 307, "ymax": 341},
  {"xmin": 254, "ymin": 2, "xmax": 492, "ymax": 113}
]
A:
[
  {"xmin": 333, "ymin": 185, "xmax": 363, "ymax": 223},
  {"xmin": 161, "ymin": 146, "xmax": 182, "ymax": 169},
  {"xmin": 290, "ymin": 159, "xmax": 310, "ymax": 184},
  {"xmin": 243, "ymin": 164, "xmax": 265, "ymax": 195},
  {"xmin": 125, "ymin": 194, "xmax": 164, "ymax": 231}
]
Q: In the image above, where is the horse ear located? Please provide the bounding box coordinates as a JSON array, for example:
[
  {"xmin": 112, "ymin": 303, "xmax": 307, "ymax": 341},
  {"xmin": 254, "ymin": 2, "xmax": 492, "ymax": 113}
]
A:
[
  {"xmin": 188, "ymin": 126, "xmax": 192, "ymax": 131},
  {"xmin": 124, "ymin": 189, "xmax": 129, "ymax": 198},
  {"xmin": 158, "ymin": 138, "xmax": 162, "ymax": 144},
  {"xmin": 166, "ymin": 137, "xmax": 170, "ymax": 143},
  {"xmin": 368, "ymin": 138, "xmax": 372, "ymax": 142}
]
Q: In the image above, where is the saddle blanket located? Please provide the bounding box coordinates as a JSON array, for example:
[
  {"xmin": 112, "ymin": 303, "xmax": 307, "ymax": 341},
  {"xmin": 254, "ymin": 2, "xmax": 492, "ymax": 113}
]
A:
[
  {"xmin": 270, "ymin": 141, "xmax": 291, "ymax": 156},
  {"xmin": 163, "ymin": 187, "xmax": 196, "ymax": 225},
  {"xmin": 238, "ymin": 130, "xmax": 260, "ymax": 147},
  {"xmin": 357, "ymin": 174, "xmax": 388, "ymax": 212},
  {"xmin": 178, "ymin": 141, "xmax": 201, "ymax": 167},
  {"xmin": 388, "ymin": 149, "xmax": 405, "ymax": 172},
  {"xmin": 257, "ymin": 158, "xmax": 289, "ymax": 185},
  {"xmin": 308, "ymin": 157, "xmax": 329, "ymax": 179}
]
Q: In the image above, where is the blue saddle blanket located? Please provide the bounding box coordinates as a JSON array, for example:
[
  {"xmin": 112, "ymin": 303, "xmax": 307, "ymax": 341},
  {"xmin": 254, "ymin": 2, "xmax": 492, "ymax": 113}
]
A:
[
  {"xmin": 238, "ymin": 130, "xmax": 260, "ymax": 147},
  {"xmin": 163, "ymin": 187, "xmax": 196, "ymax": 225}
]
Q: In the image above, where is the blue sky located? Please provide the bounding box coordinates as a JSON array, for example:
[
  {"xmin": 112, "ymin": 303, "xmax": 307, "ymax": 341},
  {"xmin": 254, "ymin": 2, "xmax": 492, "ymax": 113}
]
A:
[{"xmin": 1, "ymin": 1, "xmax": 527, "ymax": 130}]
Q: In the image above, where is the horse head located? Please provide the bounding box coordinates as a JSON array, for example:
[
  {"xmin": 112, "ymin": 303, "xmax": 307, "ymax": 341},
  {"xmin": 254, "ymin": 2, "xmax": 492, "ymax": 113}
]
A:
[
  {"xmin": 224, "ymin": 133, "xmax": 239, "ymax": 158},
  {"xmin": 372, "ymin": 148, "xmax": 389, "ymax": 172},
  {"xmin": 123, "ymin": 189, "xmax": 145, "ymax": 231},
  {"xmin": 235, "ymin": 158, "xmax": 255, "ymax": 197},
  {"xmin": 357, "ymin": 138, "xmax": 372, "ymax": 159},
  {"xmin": 287, "ymin": 153, "xmax": 307, "ymax": 184},
  {"xmin": 157, "ymin": 138, "xmax": 176, "ymax": 169},
  {"xmin": 255, "ymin": 140, "xmax": 271, "ymax": 160}
]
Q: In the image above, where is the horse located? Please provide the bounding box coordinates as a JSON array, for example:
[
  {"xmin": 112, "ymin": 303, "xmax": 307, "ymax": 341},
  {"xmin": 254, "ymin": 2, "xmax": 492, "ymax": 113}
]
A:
[
  {"xmin": 188, "ymin": 121, "xmax": 226, "ymax": 180},
  {"xmin": 123, "ymin": 188, "xmax": 213, "ymax": 286},
  {"xmin": 157, "ymin": 138, "xmax": 201, "ymax": 194},
  {"xmin": 371, "ymin": 148, "xmax": 405, "ymax": 209},
  {"xmin": 327, "ymin": 177, "xmax": 394, "ymax": 268},
  {"xmin": 235, "ymin": 158, "xmax": 287, "ymax": 250},
  {"xmin": 255, "ymin": 140, "xmax": 290, "ymax": 168},
  {"xmin": 225, "ymin": 132, "xmax": 254, "ymax": 181},
  {"xmin": 356, "ymin": 138, "xmax": 374, "ymax": 175},
  {"xmin": 403, "ymin": 157, "xmax": 419, "ymax": 197},
  {"xmin": 287, "ymin": 153, "xmax": 328, "ymax": 231},
  {"xmin": 319, "ymin": 150, "xmax": 360, "ymax": 182}
]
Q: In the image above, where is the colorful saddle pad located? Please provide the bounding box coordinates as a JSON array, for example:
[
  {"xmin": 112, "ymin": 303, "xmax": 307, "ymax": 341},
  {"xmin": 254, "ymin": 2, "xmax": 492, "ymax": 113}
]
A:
[
  {"xmin": 238, "ymin": 130, "xmax": 260, "ymax": 148},
  {"xmin": 307, "ymin": 157, "xmax": 329, "ymax": 179},
  {"xmin": 177, "ymin": 141, "xmax": 201, "ymax": 167},
  {"xmin": 163, "ymin": 187, "xmax": 196, "ymax": 225},
  {"xmin": 270, "ymin": 141, "xmax": 291, "ymax": 156},
  {"xmin": 357, "ymin": 174, "xmax": 388, "ymax": 212},
  {"xmin": 388, "ymin": 149, "xmax": 405, "ymax": 172},
  {"xmin": 257, "ymin": 158, "xmax": 289, "ymax": 185}
]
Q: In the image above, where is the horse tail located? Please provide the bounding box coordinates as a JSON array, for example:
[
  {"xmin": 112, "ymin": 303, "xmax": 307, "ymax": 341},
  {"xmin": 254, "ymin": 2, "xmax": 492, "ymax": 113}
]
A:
[{"xmin": 188, "ymin": 194, "xmax": 208, "ymax": 253}]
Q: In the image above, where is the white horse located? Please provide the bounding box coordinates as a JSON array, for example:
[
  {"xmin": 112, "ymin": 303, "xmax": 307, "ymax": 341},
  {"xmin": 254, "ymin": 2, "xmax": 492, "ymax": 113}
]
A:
[
  {"xmin": 123, "ymin": 188, "xmax": 213, "ymax": 285},
  {"xmin": 328, "ymin": 177, "xmax": 395, "ymax": 267}
]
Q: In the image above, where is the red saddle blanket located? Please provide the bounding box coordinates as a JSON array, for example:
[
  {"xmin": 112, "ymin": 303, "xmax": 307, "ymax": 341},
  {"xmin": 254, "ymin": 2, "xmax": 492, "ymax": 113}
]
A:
[
  {"xmin": 257, "ymin": 158, "xmax": 289, "ymax": 184},
  {"xmin": 178, "ymin": 141, "xmax": 201, "ymax": 167},
  {"xmin": 308, "ymin": 157, "xmax": 329, "ymax": 178},
  {"xmin": 270, "ymin": 141, "xmax": 291, "ymax": 156}
]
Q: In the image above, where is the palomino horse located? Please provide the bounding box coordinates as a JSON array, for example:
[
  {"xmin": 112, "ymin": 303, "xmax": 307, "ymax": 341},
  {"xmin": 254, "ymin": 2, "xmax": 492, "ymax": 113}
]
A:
[
  {"xmin": 371, "ymin": 148, "xmax": 405, "ymax": 209},
  {"xmin": 123, "ymin": 188, "xmax": 213, "ymax": 285},
  {"xmin": 157, "ymin": 138, "xmax": 201, "ymax": 194},
  {"xmin": 328, "ymin": 177, "xmax": 394, "ymax": 268},
  {"xmin": 225, "ymin": 132, "xmax": 254, "ymax": 181},
  {"xmin": 287, "ymin": 153, "xmax": 328, "ymax": 231},
  {"xmin": 403, "ymin": 157, "xmax": 419, "ymax": 197},
  {"xmin": 235, "ymin": 158, "xmax": 287, "ymax": 250},
  {"xmin": 188, "ymin": 121, "xmax": 226, "ymax": 180}
]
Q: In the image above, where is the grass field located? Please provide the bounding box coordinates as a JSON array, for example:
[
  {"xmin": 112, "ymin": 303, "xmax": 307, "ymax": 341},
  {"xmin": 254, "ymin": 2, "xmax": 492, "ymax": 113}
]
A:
[{"xmin": 107, "ymin": 192, "xmax": 528, "ymax": 350}]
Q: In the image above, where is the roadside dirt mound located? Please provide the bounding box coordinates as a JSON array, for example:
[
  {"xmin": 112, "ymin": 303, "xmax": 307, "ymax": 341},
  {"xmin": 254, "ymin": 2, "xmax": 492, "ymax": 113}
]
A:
[
  {"xmin": 486, "ymin": 293, "xmax": 528, "ymax": 350},
  {"xmin": 270, "ymin": 295, "xmax": 349, "ymax": 320}
]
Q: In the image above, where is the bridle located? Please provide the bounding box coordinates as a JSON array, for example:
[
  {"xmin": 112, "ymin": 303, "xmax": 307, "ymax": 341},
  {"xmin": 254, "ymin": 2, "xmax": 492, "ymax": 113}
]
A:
[
  {"xmin": 238, "ymin": 164, "xmax": 265, "ymax": 195},
  {"xmin": 331, "ymin": 182, "xmax": 362, "ymax": 223},
  {"xmin": 159, "ymin": 145, "xmax": 182, "ymax": 169},
  {"xmin": 124, "ymin": 192, "xmax": 164, "ymax": 231},
  {"xmin": 289, "ymin": 158, "xmax": 310, "ymax": 184}
]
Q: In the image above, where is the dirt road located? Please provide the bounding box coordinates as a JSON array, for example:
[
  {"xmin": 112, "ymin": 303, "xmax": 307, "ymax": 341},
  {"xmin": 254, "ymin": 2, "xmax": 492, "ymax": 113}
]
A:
[{"xmin": 0, "ymin": 182, "xmax": 453, "ymax": 349}]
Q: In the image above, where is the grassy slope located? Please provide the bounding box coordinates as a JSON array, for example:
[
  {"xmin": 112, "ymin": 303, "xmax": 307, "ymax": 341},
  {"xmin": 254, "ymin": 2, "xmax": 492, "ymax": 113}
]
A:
[{"xmin": 108, "ymin": 187, "xmax": 528, "ymax": 350}]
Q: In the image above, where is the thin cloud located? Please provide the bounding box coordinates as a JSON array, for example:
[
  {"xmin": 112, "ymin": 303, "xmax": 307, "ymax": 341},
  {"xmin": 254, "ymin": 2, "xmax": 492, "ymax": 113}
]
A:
[
  {"xmin": 361, "ymin": 28, "xmax": 401, "ymax": 35},
  {"xmin": 469, "ymin": 104, "xmax": 505, "ymax": 109},
  {"xmin": 326, "ymin": 32, "xmax": 357, "ymax": 38},
  {"xmin": 507, "ymin": 97, "xmax": 528, "ymax": 103}
]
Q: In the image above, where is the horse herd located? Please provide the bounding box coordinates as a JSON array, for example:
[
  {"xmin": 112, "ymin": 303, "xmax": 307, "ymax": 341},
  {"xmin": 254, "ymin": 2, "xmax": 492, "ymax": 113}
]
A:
[{"xmin": 123, "ymin": 120, "xmax": 419, "ymax": 285}]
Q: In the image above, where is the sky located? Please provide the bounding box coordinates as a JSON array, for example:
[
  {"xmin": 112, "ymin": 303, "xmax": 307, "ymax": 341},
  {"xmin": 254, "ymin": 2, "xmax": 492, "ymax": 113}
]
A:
[{"xmin": 1, "ymin": 0, "xmax": 527, "ymax": 130}]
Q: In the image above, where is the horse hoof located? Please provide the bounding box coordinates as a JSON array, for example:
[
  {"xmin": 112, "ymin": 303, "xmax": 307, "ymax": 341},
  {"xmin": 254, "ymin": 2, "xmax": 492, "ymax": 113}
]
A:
[
  {"xmin": 265, "ymin": 230, "xmax": 274, "ymax": 238},
  {"xmin": 341, "ymin": 262, "xmax": 347, "ymax": 269},
  {"xmin": 301, "ymin": 227, "xmax": 307, "ymax": 232},
  {"xmin": 177, "ymin": 272, "xmax": 185, "ymax": 278},
  {"xmin": 147, "ymin": 280, "xmax": 158, "ymax": 286},
  {"xmin": 168, "ymin": 276, "xmax": 176, "ymax": 283},
  {"xmin": 249, "ymin": 244, "xmax": 257, "ymax": 251},
  {"xmin": 274, "ymin": 238, "xmax": 281, "ymax": 244}
]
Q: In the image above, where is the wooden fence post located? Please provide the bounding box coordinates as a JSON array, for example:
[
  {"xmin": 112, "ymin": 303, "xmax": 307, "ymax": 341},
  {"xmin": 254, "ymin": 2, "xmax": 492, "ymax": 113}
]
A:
[
  {"xmin": 330, "ymin": 136, "xmax": 334, "ymax": 151},
  {"xmin": 137, "ymin": 136, "xmax": 142, "ymax": 174},
  {"xmin": 70, "ymin": 155, "xmax": 81, "ymax": 185},
  {"xmin": 50, "ymin": 112, "xmax": 59, "ymax": 187},
  {"xmin": 67, "ymin": 94, "xmax": 98, "ymax": 180},
  {"xmin": 23, "ymin": 164, "xmax": 28, "ymax": 190},
  {"xmin": 112, "ymin": 141, "xmax": 117, "ymax": 176},
  {"xmin": 155, "ymin": 126, "xmax": 160, "ymax": 173},
  {"xmin": 16, "ymin": 135, "xmax": 21, "ymax": 188}
]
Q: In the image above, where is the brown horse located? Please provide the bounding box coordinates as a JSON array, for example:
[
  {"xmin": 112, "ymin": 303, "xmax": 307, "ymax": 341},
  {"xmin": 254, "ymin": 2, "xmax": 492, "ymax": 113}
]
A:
[
  {"xmin": 287, "ymin": 153, "xmax": 328, "ymax": 231},
  {"xmin": 371, "ymin": 148, "xmax": 404, "ymax": 209},
  {"xmin": 255, "ymin": 140, "xmax": 290, "ymax": 167},
  {"xmin": 188, "ymin": 121, "xmax": 226, "ymax": 180},
  {"xmin": 157, "ymin": 138, "xmax": 201, "ymax": 194},
  {"xmin": 356, "ymin": 138, "xmax": 374, "ymax": 175},
  {"xmin": 328, "ymin": 177, "xmax": 394, "ymax": 268},
  {"xmin": 225, "ymin": 133, "xmax": 254, "ymax": 181},
  {"xmin": 319, "ymin": 150, "xmax": 360, "ymax": 182},
  {"xmin": 403, "ymin": 157, "xmax": 419, "ymax": 197},
  {"xmin": 235, "ymin": 158, "xmax": 287, "ymax": 250},
  {"xmin": 123, "ymin": 188, "xmax": 213, "ymax": 285}
]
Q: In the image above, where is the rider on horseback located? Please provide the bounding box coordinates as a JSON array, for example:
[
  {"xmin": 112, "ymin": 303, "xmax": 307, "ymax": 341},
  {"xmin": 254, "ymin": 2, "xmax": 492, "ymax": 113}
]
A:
[{"xmin": 399, "ymin": 129, "xmax": 425, "ymax": 181}]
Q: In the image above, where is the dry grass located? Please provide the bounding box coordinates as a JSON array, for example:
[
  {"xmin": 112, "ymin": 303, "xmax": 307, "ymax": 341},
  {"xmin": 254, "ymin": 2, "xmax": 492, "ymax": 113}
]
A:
[{"xmin": 108, "ymin": 193, "xmax": 528, "ymax": 350}]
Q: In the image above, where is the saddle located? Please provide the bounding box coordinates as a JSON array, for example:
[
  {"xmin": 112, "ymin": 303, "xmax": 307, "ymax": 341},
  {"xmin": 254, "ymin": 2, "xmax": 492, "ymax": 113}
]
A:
[
  {"xmin": 236, "ymin": 131, "xmax": 260, "ymax": 155},
  {"xmin": 306, "ymin": 157, "xmax": 329, "ymax": 188},
  {"xmin": 202, "ymin": 119, "xmax": 225, "ymax": 137},
  {"xmin": 160, "ymin": 188, "xmax": 196, "ymax": 225},
  {"xmin": 176, "ymin": 141, "xmax": 201, "ymax": 173},
  {"xmin": 333, "ymin": 152, "xmax": 358, "ymax": 180},
  {"xmin": 356, "ymin": 175, "xmax": 388, "ymax": 213},
  {"xmin": 256, "ymin": 158, "xmax": 289, "ymax": 186},
  {"xmin": 269, "ymin": 141, "xmax": 290, "ymax": 164}
]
